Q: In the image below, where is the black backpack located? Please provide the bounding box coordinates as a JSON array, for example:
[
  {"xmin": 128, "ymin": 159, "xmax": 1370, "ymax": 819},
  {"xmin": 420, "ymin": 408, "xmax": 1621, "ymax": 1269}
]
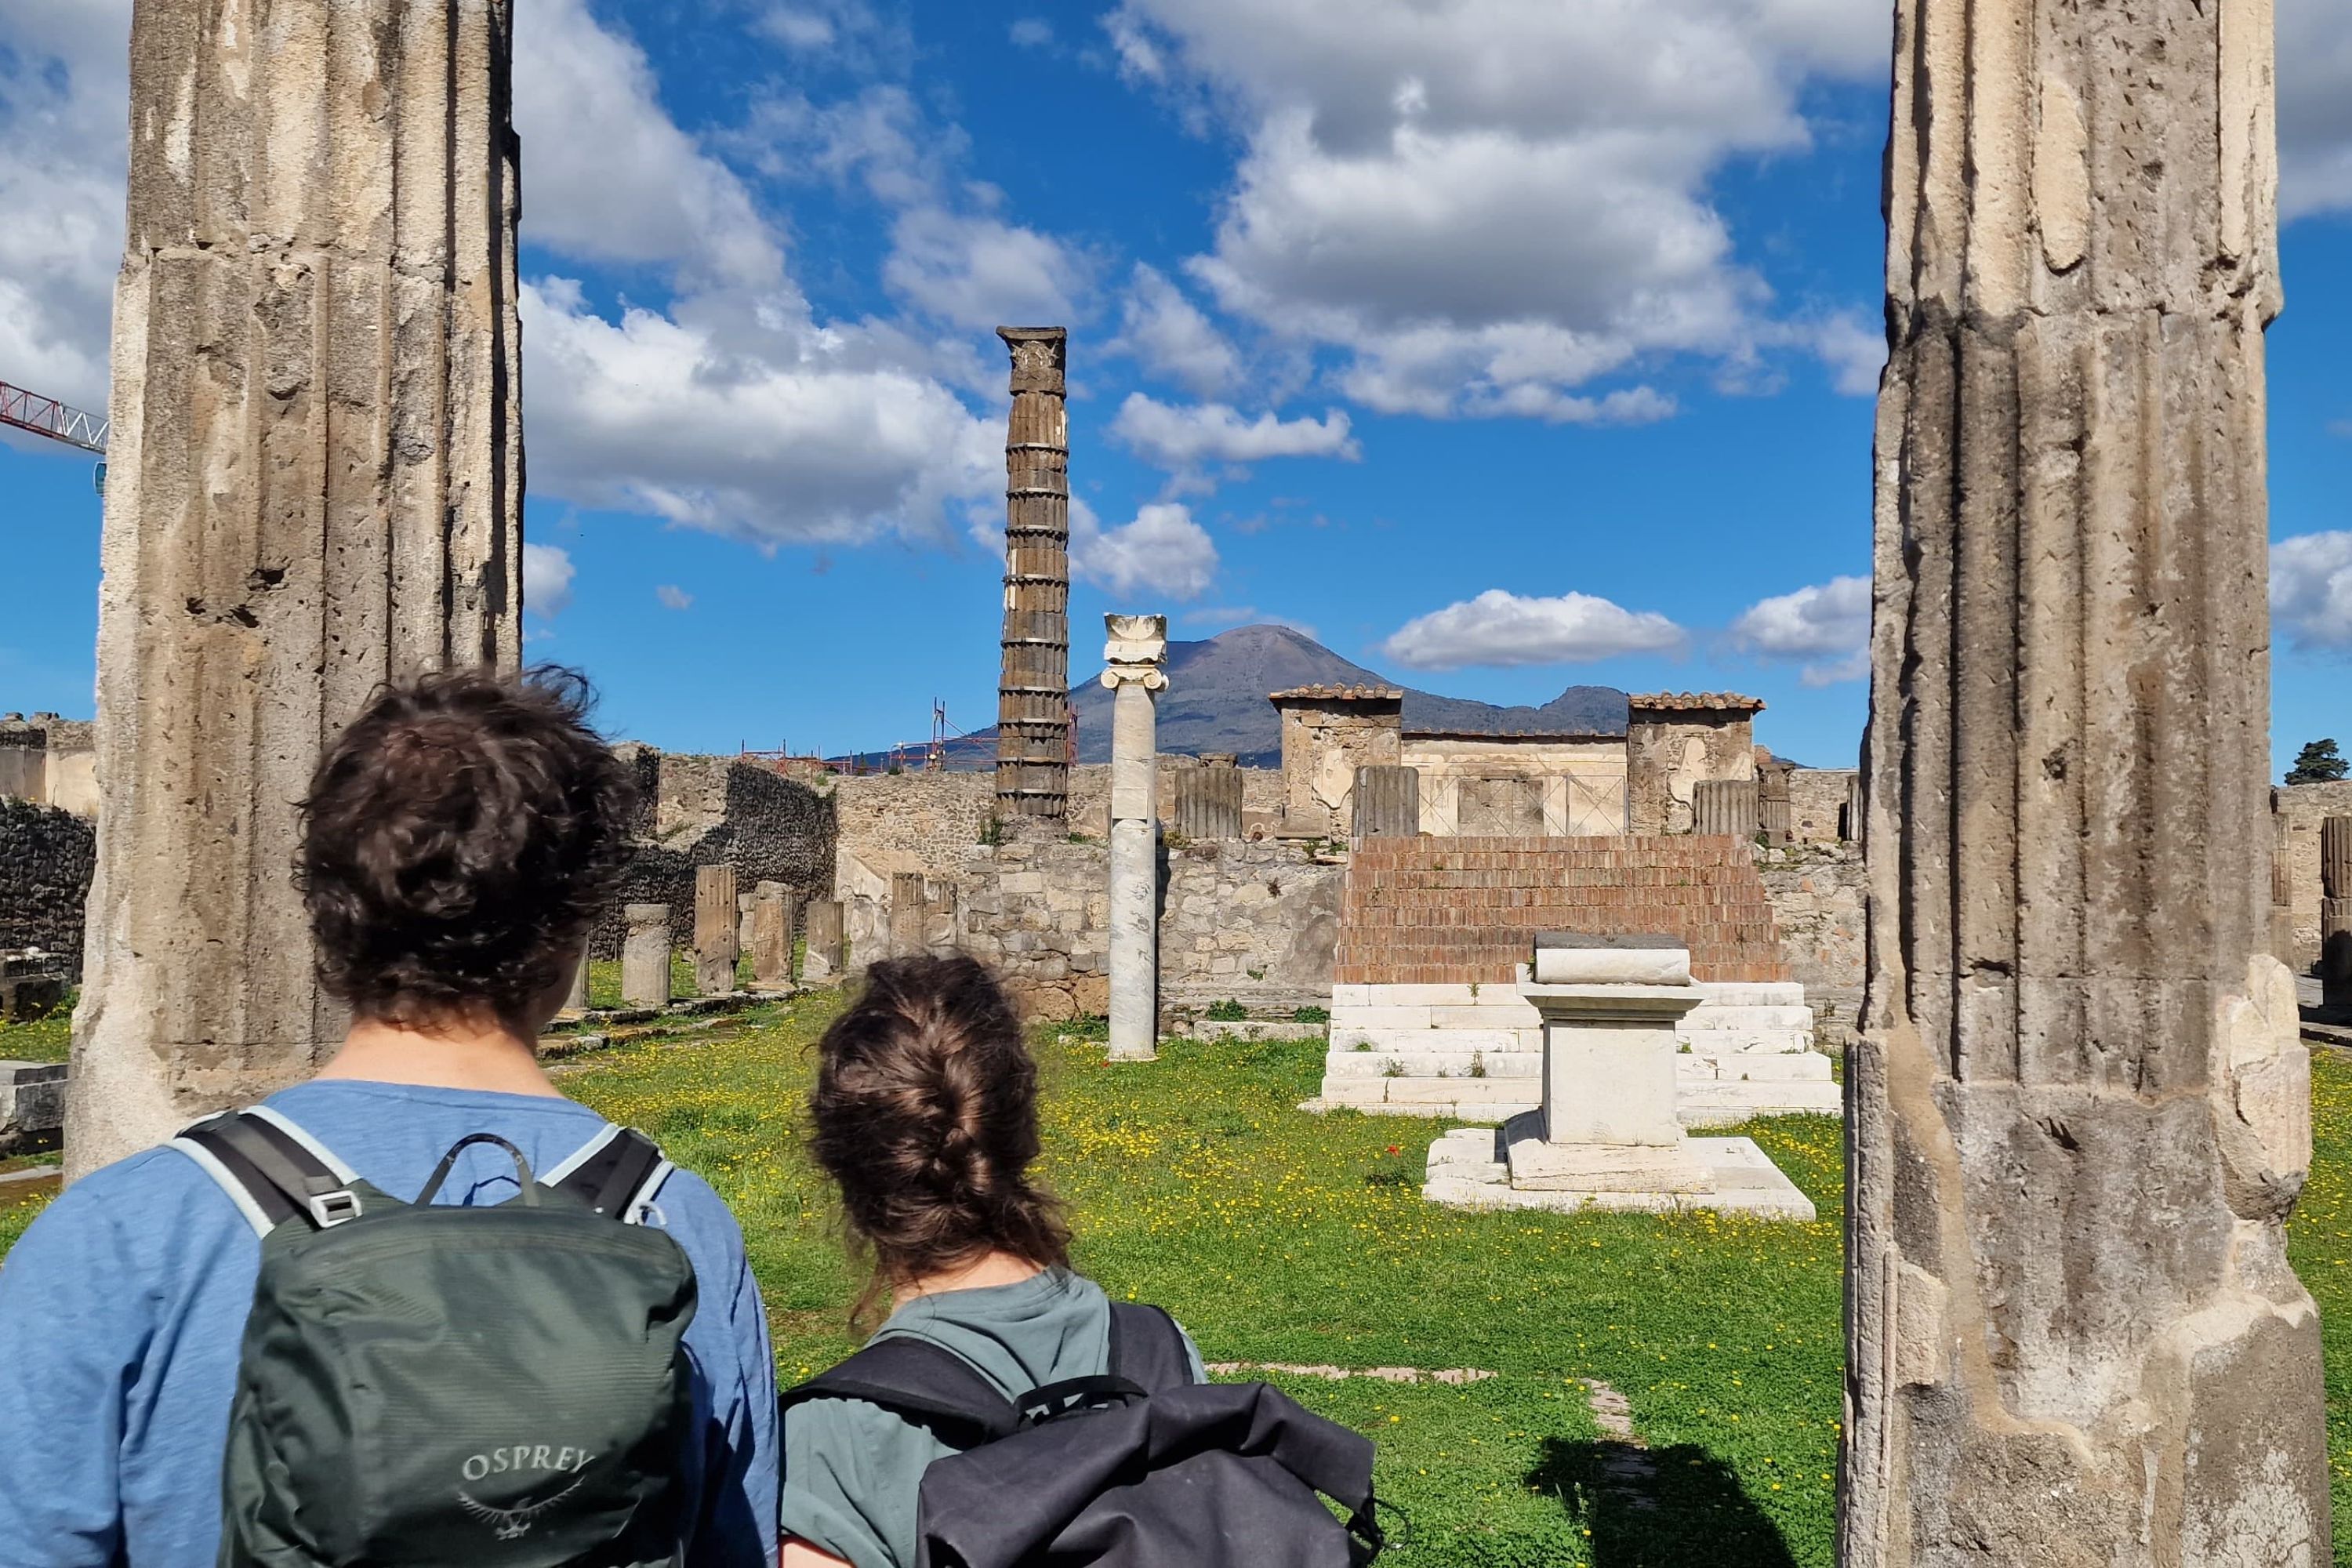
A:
[
  {"xmin": 781, "ymin": 1301, "xmax": 1385, "ymax": 1568},
  {"xmin": 172, "ymin": 1108, "xmax": 698, "ymax": 1568}
]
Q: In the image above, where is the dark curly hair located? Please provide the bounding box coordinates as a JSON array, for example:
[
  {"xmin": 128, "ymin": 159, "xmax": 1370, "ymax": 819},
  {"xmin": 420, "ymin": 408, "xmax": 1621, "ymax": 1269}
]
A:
[
  {"xmin": 296, "ymin": 666, "xmax": 637, "ymax": 1028},
  {"xmin": 810, "ymin": 955, "xmax": 1070, "ymax": 1321}
]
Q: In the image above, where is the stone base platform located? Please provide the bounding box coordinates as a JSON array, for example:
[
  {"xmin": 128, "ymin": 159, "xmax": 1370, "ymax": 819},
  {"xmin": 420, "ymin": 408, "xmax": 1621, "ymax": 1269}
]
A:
[{"xmin": 1419, "ymin": 1123, "xmax": 1817, "ymax": 1221}]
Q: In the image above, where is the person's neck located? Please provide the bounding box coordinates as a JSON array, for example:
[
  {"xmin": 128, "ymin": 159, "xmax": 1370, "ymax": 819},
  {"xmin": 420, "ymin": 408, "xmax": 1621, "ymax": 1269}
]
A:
[
  {"xmin": 892, "ymin": 1250, "xmax": 1047, "ymax": 1304},
  {"xmin": 314, "ymin": 1009, "xmax": 564, "ymax": 1098}
]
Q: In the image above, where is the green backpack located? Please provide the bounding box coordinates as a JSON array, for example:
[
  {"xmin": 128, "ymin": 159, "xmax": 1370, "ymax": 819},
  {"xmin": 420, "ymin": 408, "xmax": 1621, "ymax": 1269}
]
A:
[{"xmin": 171, "ymin": 1108, "xmax": 699, "ymax": 1568}]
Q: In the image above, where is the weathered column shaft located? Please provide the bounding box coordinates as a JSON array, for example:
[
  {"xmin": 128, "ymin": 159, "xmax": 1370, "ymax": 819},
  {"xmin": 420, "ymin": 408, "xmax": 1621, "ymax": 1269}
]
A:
[
  {"xmin": 1173, "ymin": 765, "xmax": 1244, "ymax": 840},
  {"xmin": 749, "ymin": 882, "xmax": 793, "ymax": 989},
  {"xmin": 1846, "ymin": 0, "xmax": 2322, "ymax": 1559},
  {"xmin": 889, "ymin": 873, "xmax": 927, "ymax": 959},
  {"xmin": 1692, "ymin": 778, "xmax": 1758, "ymax": 840},
  {"xmin": 562, "ymin": 950, "xmax": 590, "ymax": 1014},
  {"xmin": 693, "ymin": 865, "xmax": 739, "ymax": 995},
  {"xmin": 804, "ymin": 898, "xmax": 846, "ymax": 983},
  {"xmin": 1350, "ymin": 765, "xmax": 1420, "ymax": 839},
  {"xmin": 995, "ymin": 328, "xmax": 1070, "ymax": 824},
  {"xmin": 621, "ymin": 905, "xmax": 672, "ymax": 1009},
  {"xmin": 1102, "ymin": 615, "xmax": 1167, "ymax": 1062},
  {"xmin": 68, "ymin": 0, "xmax": 524, "ymax": 1175},
  {"xmin": 2321, "ymin": 818, "xmax": 2352, "ymax": 1002}
]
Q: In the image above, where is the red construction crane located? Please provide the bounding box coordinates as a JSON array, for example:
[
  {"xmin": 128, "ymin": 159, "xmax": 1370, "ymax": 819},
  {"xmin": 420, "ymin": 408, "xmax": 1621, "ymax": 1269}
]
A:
[{"xmin": 0, "ymin": 380, "xmax": 109, "ymax": 454}]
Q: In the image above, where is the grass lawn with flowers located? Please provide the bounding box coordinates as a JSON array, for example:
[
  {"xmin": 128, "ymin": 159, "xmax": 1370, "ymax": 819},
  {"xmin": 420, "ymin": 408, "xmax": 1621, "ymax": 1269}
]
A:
[{"xmin": 9, "ymin": 991, "xmax": 2352, "ymax": 1564}]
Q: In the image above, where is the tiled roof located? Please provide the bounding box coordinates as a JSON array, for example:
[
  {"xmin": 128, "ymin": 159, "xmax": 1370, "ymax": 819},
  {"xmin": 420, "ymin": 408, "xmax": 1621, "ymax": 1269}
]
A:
[
  {"xmin": 1267, "ymin": 684, "xmax": 1405, "ymax": 702},
  {"xmin": 1626, "ymin": 691, "xmax": 1767, "ymax": 713},
  {"xmin": 1402, "ymin": 728, "xmax": 1620, "ymax": 742}
]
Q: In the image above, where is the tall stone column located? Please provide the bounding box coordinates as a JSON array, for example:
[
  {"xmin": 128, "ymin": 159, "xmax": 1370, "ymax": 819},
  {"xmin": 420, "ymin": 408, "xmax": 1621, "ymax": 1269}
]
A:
[
  {"xmin": 693, "ymin": 865, "xmax": 739, "ymax": 996},
  {"xmin": 1845, "ymin": 0, "xmax": 2323, "ymax": 1559},
  {"xmin": 68, "ymin": 0, "xmax": 524, "ymax": 1177},
  {"xmin": 1102, "ymin": 615, "xmax": 1167, "ymax": 1062},
  {"xmin": 994, "ymin": 328, "xmax": 1071, "ymax": 828},
  {"xmin": 621, "ymin": 906, "xmax": 672, "ymax": 1009}
]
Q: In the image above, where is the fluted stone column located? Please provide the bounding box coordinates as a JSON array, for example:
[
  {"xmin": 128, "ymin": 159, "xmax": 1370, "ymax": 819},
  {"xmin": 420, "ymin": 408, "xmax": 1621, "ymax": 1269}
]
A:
[
  {"xmin": 1844, "ymin": 0, "xmax": 2322, "ymax": 1559},
  {"xmin": 1102, "ymin": 615, "xmax": 1167, "ymax": 1062},
  {"xmin": 693, "ymin": 865, "xmax": 739, "ymax": 996},
  {"xmin": 750, "ymin": 881, "xmax": 795, "ymax": 992},
  {"xmin": 1692, "ymin": 779, "xmax": 1758, "ymax": 840},
  {"xmin": 995, "ymin": 328, "xmax": 1071, "ymax": 827},
  {"xmin": 67, "ymin": 0, "xmax": 524, "ymax": 1176},
  {"xmin": 804, "ymin": 899, "xmax": 846, "ymax": 984},
  {"xmin": 561, "ymin": 950, "xmax": 590, "ymax": 1015},
  {"xmin": 1350, "ymin": 765, "xmax": 1419, "ymax": 839},
  {"xmin": 622, "ymin": 906, "xmax": 672, "ymax": 1009}
]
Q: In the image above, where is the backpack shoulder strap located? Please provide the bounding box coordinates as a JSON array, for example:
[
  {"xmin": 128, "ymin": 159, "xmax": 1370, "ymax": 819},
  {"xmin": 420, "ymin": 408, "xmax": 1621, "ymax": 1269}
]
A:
[
  {"xmin": 781, "ymin": 1338, "xmax": 1023, "ymax": 1445},
  {"xmin": 541, "ymin": 1124, "xmax": 673, "ymax": 1223},
  {"xmin": 1107, "ymin": 1301, "xmax": 1196, "ymax": 1393},
  {"xmin": 171, "ymin": 1108, "xmax": 364, "ymax": 1237}
]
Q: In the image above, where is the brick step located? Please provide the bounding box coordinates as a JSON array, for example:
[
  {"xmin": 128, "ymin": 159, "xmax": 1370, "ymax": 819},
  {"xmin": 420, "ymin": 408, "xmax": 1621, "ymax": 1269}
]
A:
[
  {"xmin": 1693, "ymin": 982, "xmax": 1807, "ymax": 1007},
  {"xmin": 1327, "ymin": 1027, "xmax": 1530, "ymax": 1054},
  {"xmin": 1323, "ymin": 1050, "xmax": 1542, "ymax": 1079},
  {"xmin": 1679, "ymin": 1005, "xmax": 1817, "ymax": 1031},
  {"xmin": 1677, "ymin": 1080, "xmax": 1842, "ymax": 1124},
  {"xmin": 1679, "ymin": 1033, "xmax": 1819, "ymax": 1056},
  {"xmin": 1675, "ymin": 1052, "xmax": 1834, "ymax": 1082},
  {"xmin": 1318, "ymin": 1077, "xmax": 1541, "ymax": 1108}
]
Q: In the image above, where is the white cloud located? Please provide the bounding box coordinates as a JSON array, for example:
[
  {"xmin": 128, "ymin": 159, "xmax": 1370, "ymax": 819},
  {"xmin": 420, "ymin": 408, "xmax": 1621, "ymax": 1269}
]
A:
[
  {"xmin": 884, "ymin": 205, "xmax": 1094, "ymax": 331},
  {"xmin": 1381, "ymin": 588, "xmax": 1686, "ymax": 669},
  {"xmin": 1728, "ymin": 574, "xmax": 1871, "ymax": 684},
  {"xmin": 522, "ymin": 543, "xmax": 578, "ymax": 618},
  {"xmin": 0, "ymin": 0, "xmax": 132, "ymax": 409},
  {"xmin": 1010, "ymin": 17, "xmax": 1056, "ymax": 49},
  {"xmin": 1112, "ymin": 264, "xmax": 1244, "ymax": 396},
  {"xmin": 1071, "ymin": 499, "xmax": 1221, "ymax": 601},
  {"xmin": 1806, "ymin": 314, "xmax": 1885, "ymax": 397},
  {"xmin": 2272, "ymin": 532, "xmax": 2352, "ymax": 653},
  {"xmin": 515, "ymin": 0, "xmax": 783, "ymax": 291},
  {"xmin": 1112, "ymin": 394, "xmax": 1359, "ymax": 471},
  {"xmin": 655, "ymin": 584, "xmax": 695, "ymax": 612},
  {"xmin": 523, "ymin": 280, "xmax": 998, "ymax": 545},
  {"xmin": 1110, "ymin": 0, "xmax": 1889, "ymax": 416},
  {"xmin": 2280, "ymin": 0, "xmax": 2352, "ymax": 218}
]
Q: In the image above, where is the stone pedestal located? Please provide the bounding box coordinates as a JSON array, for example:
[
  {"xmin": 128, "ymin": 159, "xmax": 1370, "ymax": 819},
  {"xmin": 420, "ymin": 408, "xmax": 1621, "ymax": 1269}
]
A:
[
  {"xmin": 750, "ymin": 881, "xmax": 795, "ymax": 992},
  {"xmin": 804, "ymin": 899, "xmax": 846, "ymax": 984},
  {"xmin": 694, "ymin": 865, "xmax": 739, "ymax": 996},
  {"xmin": 1423, "ymin": 935, "xmax": 1813, "ymax": 1220},
  {"xmin": 1102, "ymin": 615, "xmax": 1167, "ymax": 1062},
  {"xmin": 622, "ymin": 904, "xmax": 672, "ymax": 1009},
  {"xmin": 66, "ymin": 0, "xmax": 524, "ymax": 1177}
]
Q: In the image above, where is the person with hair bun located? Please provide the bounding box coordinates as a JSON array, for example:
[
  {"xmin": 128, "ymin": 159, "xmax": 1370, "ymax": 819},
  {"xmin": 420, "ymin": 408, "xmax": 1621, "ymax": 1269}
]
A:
[{"xmin": 780, "ymin": 955, "xmax": 1204, "ymax": 1568}]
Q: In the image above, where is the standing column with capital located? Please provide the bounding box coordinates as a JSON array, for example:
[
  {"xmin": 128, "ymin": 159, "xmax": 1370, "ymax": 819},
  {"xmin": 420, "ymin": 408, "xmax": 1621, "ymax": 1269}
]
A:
[{"xmin": 1102, "ymin": 615, "xmax": 1168, "ymax": 1062}]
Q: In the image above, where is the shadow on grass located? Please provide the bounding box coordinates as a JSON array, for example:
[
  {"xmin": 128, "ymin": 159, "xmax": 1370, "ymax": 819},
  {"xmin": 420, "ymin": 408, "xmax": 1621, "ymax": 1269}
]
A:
[{"xmin": 1526, "ymin": 1439, "xmax": 1798, "ymax": 1567}]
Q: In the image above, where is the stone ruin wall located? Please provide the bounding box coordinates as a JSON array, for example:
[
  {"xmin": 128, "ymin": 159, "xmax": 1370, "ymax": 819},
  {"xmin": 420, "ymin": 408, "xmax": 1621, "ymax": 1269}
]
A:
[
  {"xmin": 0, "ymin": 717, "xmax": 98, "ymax": 819},
  {"xmin": 2276, "ymin": 779, "xmax": 2352, "ymax": 972},
  {"xmin": 1624, "ymin": 710, "xmax": 1755, "ymax": 835},
  {"xmin": 1784, "ymin": 768, "xmax": 1856, "ymax": 847},
  {"xmin": 0, "ymin": 799, "xmax": 96, "ymax": 977},
  {"xmin": 877, "ymin": 837, "xmax": 1345, "ymax": 1022},
  {"xmin": 1754, "ymin": 842, "xmax": 1864, "ymax": 1051},
  {"xmin": 592, "ymin": 750, "xmax": 837, "ymax": 960}
]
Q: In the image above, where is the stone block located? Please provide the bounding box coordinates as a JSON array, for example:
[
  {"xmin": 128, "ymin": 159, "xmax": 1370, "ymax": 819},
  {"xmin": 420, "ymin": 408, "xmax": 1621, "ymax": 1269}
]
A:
[
  {"xmin": 0, "ymin": 1059, "xmax": 66, "ymax": 1155},
  {"xmin": 1328, "ymin": 1006, "xmax": 1436, "ymax": 1031},
  {"xmin": 1430, "ymin": 1002, "xmax": 1543, "ymax": 1029},
  {"xmin": 1383, "ymin": 1077, "xmax": 1536, "ymax": 1104},
  {"xmin": 1332, "ymin": 1028, "xmax": 1520, "ymax": 1054},
  {"xmin": 1531, "ymin": 935, "xmax": 1692, "ymax": 987}
]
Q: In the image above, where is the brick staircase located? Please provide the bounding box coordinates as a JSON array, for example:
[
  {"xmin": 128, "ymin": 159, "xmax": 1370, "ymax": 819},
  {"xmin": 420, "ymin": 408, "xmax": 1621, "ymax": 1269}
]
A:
[{"xmin": 1313, "ymin": 837, "xmax": 1837, "ymax": 1123}]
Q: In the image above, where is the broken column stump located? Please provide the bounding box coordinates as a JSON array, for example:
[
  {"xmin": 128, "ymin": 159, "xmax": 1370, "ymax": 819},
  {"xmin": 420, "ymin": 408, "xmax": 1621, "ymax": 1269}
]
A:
[
  {"xmin": 750, "ymin": 881, "xmax": 796, "ymax": 992},
  {"xmin": 622, "ymin": 905, "xmax": 672, "ymax": 1009},
  {"xmin": 2323, "ymin": 816, "xmax": 2352, "ymax": 1007},
  {"xmin": 66, "ymin": 0, "xmax": 526, "ymax": 1176},
  {"xmin": 693, "ymin": 865, "xmax": 739, "ymax": 996},
  {"xmin": 1843, "ymin": 0, "xmax": 2325, "ymax": 1557},
  {"xmin": 1350, "ymin": 764, "xmax": 1419, "ymax": 840},
  {"xmin": 803, "ymin": 899, "xmax": 846, "ymax": 984}
]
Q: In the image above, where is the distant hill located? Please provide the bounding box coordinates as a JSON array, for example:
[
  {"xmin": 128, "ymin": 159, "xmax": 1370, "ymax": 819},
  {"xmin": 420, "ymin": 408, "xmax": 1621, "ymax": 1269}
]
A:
[{"xmin": 935, "ymin": 624, "xmax": 1626, "ymax": 768}]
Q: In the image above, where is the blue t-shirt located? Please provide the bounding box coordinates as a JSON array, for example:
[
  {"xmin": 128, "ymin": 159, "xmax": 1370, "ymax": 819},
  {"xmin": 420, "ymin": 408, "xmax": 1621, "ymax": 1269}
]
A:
[{"xmin": 0, "ymin": 1080, "xmax": 779, "ymax": 1568}]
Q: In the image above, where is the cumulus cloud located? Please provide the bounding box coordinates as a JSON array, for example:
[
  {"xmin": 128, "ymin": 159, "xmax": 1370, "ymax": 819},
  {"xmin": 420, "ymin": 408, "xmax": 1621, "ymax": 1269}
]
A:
[
  {"xmin": 1010, "ymin": 17, "xmax": 1056, "ymax": 49},
  {"xmin": 1380, "ymin": 588, "xmax": 1686, "ymax": 670},
  {"xmin": 2280, "ymin": 0, "xmax": 2352, "ymax": 218},
  {"xmin": 1112, "ymin": 394, "xmax": 1360, "ymax": 474},
  {"xmin": 1070, "ymin": 499, "xmax": 1222, "ymax": 602},
  {"xmin": 2271, "ymin": 532, "xmax": 2352, "ymax": 653},
  {"xmin": 655, "ymin": 584, "xmax": 695, "ymax": 612},
  {"xmin": 1728, "ymin": 574, "xmax": 1871, "ymax": 684},
  {"xmin": 884, "ymin": 205, "xmax": 1094, "ymax": 331},
  {"xmin": 1109, "ymin": 0, "xmax": 1889, "ymax": 418},
  {"xmin": 0, "ymin": 1, "xmax": 132, "ymax": 409},
  {"xmin": 1112, "ymin": 264, "xmax": 1244, "ymax": 397},
  {"xmin": 522, "ymin": 543, "xmax": 578, "ymax": 618}
]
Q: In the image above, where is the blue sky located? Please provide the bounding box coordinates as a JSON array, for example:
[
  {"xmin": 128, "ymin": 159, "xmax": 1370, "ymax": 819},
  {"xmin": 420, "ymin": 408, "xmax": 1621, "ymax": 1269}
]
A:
[{"xmin": 2, "ymin": 0, "xmax": 2348, "ymax": 773}]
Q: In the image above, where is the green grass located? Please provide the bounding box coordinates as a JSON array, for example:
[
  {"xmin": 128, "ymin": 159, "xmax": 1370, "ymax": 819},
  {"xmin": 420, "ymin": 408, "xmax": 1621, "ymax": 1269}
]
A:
[
  {"xmin": 562, "ymin": 994, "xmax": 1841, "ymax": 1566},
  {"xmin": 0, "ymin": 989, "xmax": 74, "ymax": 1063},
  {"xmin": 8, "ymin": 996, "xmax": 2352, "ymax": 1564}
]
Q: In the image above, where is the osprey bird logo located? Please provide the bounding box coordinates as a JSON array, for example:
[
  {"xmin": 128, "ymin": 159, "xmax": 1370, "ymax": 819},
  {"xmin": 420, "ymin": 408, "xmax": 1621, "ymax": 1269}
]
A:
[{"xmin": 456, "ymin": 1479, "xmax": 585, "ymax": 1541}]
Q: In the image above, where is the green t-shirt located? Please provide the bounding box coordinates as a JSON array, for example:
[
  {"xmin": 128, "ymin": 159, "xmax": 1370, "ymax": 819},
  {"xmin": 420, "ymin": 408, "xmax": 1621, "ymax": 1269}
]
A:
[{"xmin": 781, "ymin": 1269, "xmax": 1203, "ymax": 1568}]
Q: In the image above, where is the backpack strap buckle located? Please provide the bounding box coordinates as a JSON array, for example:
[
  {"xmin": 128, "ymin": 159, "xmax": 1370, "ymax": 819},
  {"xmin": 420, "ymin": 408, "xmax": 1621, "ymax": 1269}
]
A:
[{"xmin": 306, "ymin": 1188, "xmax": 364, "ymax": 1228}]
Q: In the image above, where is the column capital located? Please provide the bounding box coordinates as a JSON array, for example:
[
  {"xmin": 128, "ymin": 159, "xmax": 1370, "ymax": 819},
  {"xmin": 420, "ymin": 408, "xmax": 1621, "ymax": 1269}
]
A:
[{"xmin": 1101, "ymin": 613, "xmax": 1168, "ymax": 689}]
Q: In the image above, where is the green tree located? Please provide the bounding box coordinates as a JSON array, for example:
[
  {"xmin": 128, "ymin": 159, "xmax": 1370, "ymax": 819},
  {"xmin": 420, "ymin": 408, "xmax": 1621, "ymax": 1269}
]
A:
[{"xmin": 2285, "ymin": 739, "xmax": 2348, "ymax": 785}]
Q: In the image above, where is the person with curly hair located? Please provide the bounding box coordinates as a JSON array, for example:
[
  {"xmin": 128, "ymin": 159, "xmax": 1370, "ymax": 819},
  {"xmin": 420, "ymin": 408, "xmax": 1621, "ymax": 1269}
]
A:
[
  {"xmin": 779, "ymin": 954, "xmax": 1205, "ymax": 1568},
  {"xmin": 0, "ymin": 668, "xmax": 779, "ymax": 1567}
]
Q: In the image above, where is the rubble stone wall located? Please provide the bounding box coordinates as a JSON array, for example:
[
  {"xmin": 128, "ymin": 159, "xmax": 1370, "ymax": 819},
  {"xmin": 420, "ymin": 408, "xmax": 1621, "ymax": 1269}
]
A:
[
  {"xmin": 594, "ymin": 755, "xmax": 836, "ymax": 958},
  {"xmin": 2277, "ymin": 779, "xmax": 2352, "ymax": 972},
  {"xmin": 0, "ymin": 798, "xmax": 97, "ymax": 976},
  {"xmin": 1787, "ymin": 768, "xmax": 1857, "ymax": 846},
  {"xmin": 1755, "ymin": 843, "xmax": 1865, "ymax": 1051}
]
